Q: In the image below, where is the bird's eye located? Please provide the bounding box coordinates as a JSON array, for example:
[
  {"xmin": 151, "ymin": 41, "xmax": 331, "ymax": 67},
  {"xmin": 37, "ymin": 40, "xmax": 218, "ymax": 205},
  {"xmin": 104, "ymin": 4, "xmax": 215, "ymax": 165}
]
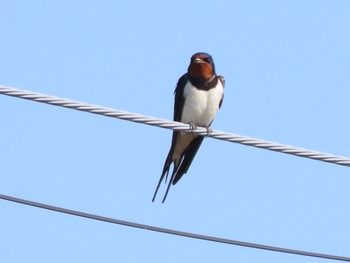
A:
[{"xmin": 204, "ymin": 57, "xmax": 212, "ymax": 63}]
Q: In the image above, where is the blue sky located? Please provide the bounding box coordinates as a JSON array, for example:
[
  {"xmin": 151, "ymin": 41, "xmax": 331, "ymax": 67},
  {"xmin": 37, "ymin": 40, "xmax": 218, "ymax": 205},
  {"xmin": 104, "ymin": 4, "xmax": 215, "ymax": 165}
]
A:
[{"xmin": 1, "ymin": 1, "xmax": 350, "ymax": 262}]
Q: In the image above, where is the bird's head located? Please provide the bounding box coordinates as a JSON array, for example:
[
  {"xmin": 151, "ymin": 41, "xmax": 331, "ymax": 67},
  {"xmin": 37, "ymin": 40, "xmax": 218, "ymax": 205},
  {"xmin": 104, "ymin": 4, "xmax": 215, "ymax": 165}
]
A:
[{"xmin": 187, "ymin": 52, "xmax": 216, "ymax": 81}]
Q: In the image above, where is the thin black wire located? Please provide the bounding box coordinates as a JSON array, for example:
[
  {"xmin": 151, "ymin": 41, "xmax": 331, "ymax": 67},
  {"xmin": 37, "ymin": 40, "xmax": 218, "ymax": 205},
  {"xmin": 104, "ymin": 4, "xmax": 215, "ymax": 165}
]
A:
[{"xmin": 1, "ymin": 194, "xmax": 349, "ymax": 262}]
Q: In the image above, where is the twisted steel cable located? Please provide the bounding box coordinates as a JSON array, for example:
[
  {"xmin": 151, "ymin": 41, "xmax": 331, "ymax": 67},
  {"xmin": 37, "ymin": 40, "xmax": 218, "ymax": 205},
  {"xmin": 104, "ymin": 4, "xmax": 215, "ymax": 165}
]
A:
[{"xmin": 1, "ymin": 85, "xmax": 350, "ymax": 167}]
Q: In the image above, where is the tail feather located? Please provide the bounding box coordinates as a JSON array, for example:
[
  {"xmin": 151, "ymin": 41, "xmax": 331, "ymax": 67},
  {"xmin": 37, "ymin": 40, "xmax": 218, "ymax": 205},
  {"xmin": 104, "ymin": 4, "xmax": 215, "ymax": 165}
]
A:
[
  {"xmin": 152, "ymin": 150, "xmax": 172, "ymax": 202},
  {"xmin": 153, "ymin": 136, "xmax": 205, "ymax": 202},
  {"xmin": 153, "ymin": 130, "xmax": 206, "ymax": 202},
  {"xmin": 172, "ymin": 136, "xmax": 204, "ymax": 185},
  {"xmin": 161, "ymin": 168, "xmax": 177, "ymax": 203}
]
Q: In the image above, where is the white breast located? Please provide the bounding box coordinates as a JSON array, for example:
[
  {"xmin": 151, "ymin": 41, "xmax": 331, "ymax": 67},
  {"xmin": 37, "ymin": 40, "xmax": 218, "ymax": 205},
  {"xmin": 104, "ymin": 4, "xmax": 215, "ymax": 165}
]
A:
[{"xmin": 181, "ymin": 81, "xmax": 224, "ymax": 127}]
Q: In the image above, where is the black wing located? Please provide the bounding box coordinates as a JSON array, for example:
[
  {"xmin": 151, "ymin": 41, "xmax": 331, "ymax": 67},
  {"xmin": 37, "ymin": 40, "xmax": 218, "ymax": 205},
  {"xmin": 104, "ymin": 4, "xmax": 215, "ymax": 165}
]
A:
[
  {"xmin": 173, "ymin": 73, "xmax": 188, "ymax": 121},
  {"xmin": 152, "ymin": 74, "xmax": 188, "ymax": 202},
  {"xmin": 218, "ymin": 76, "xmax": 225, "ymax": 109},
  {"xmin": 165, "ymin": 73, "xmax": 189, "ymax": 174}
]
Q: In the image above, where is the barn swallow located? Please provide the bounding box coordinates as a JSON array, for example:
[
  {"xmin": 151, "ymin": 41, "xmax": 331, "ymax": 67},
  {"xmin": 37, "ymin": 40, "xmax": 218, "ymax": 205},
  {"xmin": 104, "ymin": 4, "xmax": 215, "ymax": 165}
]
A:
[{"xmin": 152, "ymin": 52, "xmax": 225, "ymax": 203}]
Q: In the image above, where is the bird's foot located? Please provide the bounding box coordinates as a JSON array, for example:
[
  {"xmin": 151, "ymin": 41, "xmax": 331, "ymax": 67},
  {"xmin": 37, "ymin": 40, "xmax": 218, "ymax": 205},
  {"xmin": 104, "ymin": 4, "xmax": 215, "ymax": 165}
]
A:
[
  {"xmin": 188, "ymin": 122, "xmax": 198, "ymax": 133},
  {"xmin": 205, "ymin": 127, "xmax": 212, "ymax": 137}
]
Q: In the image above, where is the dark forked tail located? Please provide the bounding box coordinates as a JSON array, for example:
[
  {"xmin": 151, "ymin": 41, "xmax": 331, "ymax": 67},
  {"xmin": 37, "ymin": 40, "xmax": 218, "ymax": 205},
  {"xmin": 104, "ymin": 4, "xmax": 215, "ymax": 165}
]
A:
[
  {"xmin": 172, "ymin": 136, "xmax": 204, "ymax": 185},
  {"xmin": 152, "ymin": 136, "xmax": 204, "ymax": 203}
]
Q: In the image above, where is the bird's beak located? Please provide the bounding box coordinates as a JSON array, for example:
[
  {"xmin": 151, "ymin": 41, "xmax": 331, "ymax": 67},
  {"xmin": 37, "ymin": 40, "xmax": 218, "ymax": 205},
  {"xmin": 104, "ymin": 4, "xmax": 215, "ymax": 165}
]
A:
[{"xmin": 193, "ymin": 57, "xmax": 205, "ymax": 63}]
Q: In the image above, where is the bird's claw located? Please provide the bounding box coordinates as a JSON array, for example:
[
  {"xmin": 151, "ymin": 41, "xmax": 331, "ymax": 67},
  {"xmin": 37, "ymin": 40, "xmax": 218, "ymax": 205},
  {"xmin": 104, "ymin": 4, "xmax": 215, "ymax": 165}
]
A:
[
  {"xmin": 188, "ymin": 123, "xmax": 212, "ymax": 136},
  {"xmin": 205, "ymin": 127, "xmax": 212, "ymax": 136},
  {"xmin": 188, "ymin": 123, "xmax": 197, "ymax": 133}
]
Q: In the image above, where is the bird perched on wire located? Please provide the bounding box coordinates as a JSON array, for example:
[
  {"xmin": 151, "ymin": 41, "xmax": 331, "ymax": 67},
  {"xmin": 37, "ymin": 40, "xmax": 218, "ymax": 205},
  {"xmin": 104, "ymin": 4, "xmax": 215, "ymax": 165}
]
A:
[{"xmin": 152, "ymin": 52, "xmax": 225, "ymax": 203}]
